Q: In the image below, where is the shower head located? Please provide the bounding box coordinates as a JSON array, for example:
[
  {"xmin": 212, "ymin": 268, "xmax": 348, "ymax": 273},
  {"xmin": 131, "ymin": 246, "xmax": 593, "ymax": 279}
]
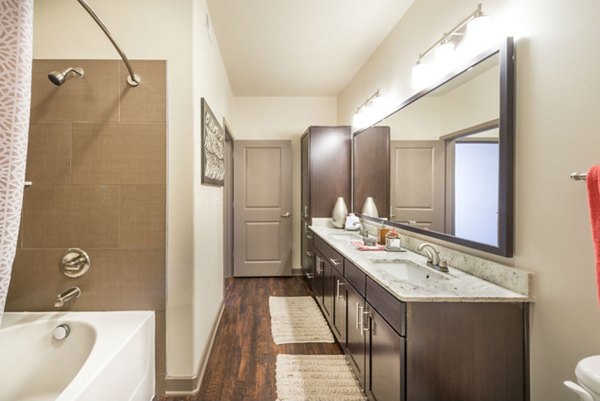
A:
[{"xmin": 48, "ymin": 67, "xmax": 84, "ymax": 86}]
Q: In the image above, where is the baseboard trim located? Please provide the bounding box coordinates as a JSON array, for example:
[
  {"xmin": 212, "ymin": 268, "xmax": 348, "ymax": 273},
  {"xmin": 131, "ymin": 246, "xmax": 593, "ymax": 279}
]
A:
[{"xmin": 164, "ymin": 300, "xmax": 225, "ymax": 395}]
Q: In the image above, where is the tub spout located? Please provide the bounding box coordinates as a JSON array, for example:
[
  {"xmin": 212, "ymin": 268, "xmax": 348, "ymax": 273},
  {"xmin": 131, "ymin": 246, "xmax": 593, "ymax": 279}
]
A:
[{"xmin": 54, "ymin": 286, "xmax": 81, "ymax": 308}]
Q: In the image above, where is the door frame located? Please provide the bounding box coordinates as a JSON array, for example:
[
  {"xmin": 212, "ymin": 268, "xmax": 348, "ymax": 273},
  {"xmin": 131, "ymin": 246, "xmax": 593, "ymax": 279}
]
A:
[{"xmin": 223, "ymin": 119, "xmax": 234, "ymax": 286}]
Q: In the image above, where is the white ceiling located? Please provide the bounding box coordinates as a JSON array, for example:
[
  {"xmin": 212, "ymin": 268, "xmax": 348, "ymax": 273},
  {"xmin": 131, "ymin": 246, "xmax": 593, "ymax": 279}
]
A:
[{"xmin": 205, "ymin": 0, "xmax": 414, "ymax": 96}]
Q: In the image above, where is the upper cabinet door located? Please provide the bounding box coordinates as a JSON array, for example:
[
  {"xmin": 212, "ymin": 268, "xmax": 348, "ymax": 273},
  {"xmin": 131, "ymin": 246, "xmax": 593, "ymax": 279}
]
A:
[
  {"xmin": 307, "ymin": 126, "xmax": 351, "ymax": 218},
  {"xmin": 301, "ymin": 132, "xmax": 310, "ymax": 219}
]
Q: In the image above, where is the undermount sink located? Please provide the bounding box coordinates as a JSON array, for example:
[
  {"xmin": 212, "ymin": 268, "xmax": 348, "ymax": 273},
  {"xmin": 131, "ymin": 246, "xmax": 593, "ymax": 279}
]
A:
[
  {"xmin": 368, "ymin": 257, "xmax": 448, "ymax": 282},
  {"xmin": 331, "ymin": 232, "xmax": 361, "ymax": 241}
]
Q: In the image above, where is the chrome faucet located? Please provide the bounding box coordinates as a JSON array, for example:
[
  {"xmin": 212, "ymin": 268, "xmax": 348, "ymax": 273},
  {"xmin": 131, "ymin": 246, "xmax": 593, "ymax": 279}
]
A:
[
  {"xmin": 54, "ymin": 287, "xmax": 81, "ymax": 308},
  {"xmin": 352, "ymin": 221, "xmax": 369, "ymax": 238},
  {"xmin": 417, "ymin": 243, "xmax": 448, "ymax": 272}
]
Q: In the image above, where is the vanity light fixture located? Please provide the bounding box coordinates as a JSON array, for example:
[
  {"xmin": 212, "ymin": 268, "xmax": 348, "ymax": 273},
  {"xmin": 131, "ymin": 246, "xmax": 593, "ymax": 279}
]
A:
[
  {"xmin": 411, "ymin": 3, "xmax": 493, "ymax": 88},
  {"xmin": 352, "ymin": 90, "xmax": 388, "ymax": 130}
]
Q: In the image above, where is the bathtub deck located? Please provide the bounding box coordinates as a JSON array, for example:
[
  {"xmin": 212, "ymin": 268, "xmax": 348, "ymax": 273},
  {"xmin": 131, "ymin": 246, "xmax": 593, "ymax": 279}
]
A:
[{"xmin": 159, "ymin": 277, "xmax": 342, "ymax": 401}]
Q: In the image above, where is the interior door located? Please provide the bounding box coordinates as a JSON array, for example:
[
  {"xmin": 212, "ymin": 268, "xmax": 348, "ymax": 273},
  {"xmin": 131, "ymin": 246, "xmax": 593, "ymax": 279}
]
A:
[
  {"xmin": 233, "ymin": 140, "xmax": 292, "ymax": 276},
  {"xmin": 390, "ymin": 140, "xmax": 445, "ymax": 231}
]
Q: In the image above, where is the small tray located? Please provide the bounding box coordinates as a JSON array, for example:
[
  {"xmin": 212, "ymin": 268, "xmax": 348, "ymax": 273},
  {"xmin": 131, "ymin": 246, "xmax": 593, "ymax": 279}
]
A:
[{"xmin": 384, "ymin": 246, "xmax": 406, "ymax": 252}]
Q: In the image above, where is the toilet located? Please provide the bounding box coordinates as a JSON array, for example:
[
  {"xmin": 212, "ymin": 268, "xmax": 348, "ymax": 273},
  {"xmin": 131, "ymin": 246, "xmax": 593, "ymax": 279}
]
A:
[{"xmin": 565, "ymin": 356, "xmax": 600, "ymax": 401}]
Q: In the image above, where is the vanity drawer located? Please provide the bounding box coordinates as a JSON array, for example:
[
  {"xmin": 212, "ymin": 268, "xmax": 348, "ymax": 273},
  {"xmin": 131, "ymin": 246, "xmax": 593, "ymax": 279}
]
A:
[
  {"xmin": 366, "ymin": 276, "xmax": 406, "ymax": 336},
  {"xmin": 344, "ymin": 259, "xmax": 366, "ymax": 297},
  {"xmin": 314, "ymin": 236, "xmax": 344, "ymax": 274}
]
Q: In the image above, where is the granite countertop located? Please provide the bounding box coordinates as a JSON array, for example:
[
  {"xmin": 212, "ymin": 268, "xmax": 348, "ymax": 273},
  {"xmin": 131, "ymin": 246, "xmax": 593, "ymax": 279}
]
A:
[{"xmin": 310, "ymin": 225, "xmax": 532, "ymax": 303}]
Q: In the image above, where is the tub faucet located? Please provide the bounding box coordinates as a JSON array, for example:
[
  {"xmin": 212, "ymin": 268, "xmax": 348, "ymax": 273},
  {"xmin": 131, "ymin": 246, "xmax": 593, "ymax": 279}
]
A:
[
  {"xmin": 418, "ymin": 243, "xmax": 448, "ymax": 273},
  {"xmin": 54, "ymin": 286, "xmax": 81, "ymax": 308}
]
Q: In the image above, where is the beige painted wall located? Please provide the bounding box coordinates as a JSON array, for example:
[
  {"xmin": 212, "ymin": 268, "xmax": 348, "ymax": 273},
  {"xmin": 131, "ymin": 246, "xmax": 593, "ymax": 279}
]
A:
[
  {"xmin": 32, "ymin": 0, "xmax": 233, "ymax": 380},
  {"xmin": 228, "ymin": 97, "xmax": 338, "ymax": 271},
  {"xmin": 338, "ymin": 1, "xmax": 600, "ymax": 400}
]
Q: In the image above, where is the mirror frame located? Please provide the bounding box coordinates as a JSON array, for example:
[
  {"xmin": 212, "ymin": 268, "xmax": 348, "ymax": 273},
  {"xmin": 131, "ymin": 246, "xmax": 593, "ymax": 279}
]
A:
[{"xmin": 353, "ymin": 37, "xmax": 514, "ymax": 257}]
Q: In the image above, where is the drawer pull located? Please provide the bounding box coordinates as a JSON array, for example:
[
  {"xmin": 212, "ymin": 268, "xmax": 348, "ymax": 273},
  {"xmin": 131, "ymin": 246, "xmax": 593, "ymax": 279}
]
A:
[
  {"xmin": 306, "ymin": 273, "xmax": 314, "ymax": 279},
  {"xmin": 306, "ymin": 251, "xmax": 313, "ymax": 257},
  {"xmin": 306, "ymin": 234, "xmax": 313, "ymax": 240},
  {"xmin": 329, "ymin": 258, "xmax": 342, "ymax": 266}
]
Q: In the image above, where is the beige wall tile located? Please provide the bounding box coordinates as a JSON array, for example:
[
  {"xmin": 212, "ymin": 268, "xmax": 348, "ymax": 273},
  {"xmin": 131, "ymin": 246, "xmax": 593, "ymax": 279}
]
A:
[
  {"xmin": 76, "ymin": 249, "xmax": 166, "ymax": 310},
  {"xmin": 120, "ymin": 61, "xmax": 167, "ymax": 122},
  {"xmin": 22, "ymin": 185, "xmax": 119, "ymax": 248},
  {"xmin": 155, "ymin": 310, "xmax": 166, "ymax": 375},
  {"xmin": 6, "ymin": 249, "xmax": 165, "ymax": 311},
  {"xmin": 6, "ymin": 249, "xmax": 69, "ymax": 311},
  {"xmin": 31, "ymin": 60, "xmax": 120, "ymax": 123},
  {"xmin": 120, "ymin": 185, "xmax": 166, "ymax": 249},
  {"xmin": 71, "ymin": 122, "xmax": 166, "ymax": 184},
  {"xmin": 26, "ymin": 123, "xmax": 71, "ymax": 184}
]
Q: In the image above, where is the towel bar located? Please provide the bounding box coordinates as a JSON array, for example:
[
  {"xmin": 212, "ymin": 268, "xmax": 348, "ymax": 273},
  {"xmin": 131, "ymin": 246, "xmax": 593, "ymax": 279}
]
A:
[{"xmin": 570, "ymin": 172, "xmax": 587, "ymax": 181}]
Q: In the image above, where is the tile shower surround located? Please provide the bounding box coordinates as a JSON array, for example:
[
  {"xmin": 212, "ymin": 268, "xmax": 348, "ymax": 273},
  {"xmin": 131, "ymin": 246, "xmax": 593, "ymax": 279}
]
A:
[{"xmin": 6, "ymin": 60, "xmax": 167, "ymax": 391}]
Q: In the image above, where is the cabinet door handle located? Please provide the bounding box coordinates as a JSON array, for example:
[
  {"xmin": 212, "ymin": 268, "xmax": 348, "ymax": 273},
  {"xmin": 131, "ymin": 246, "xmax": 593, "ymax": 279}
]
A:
[
  {"xmin": 306, "ymin": 251, "xmax": 313, "ymax": 257},
  {"xmin": 281, "ymin": 212, "xmax": 291, "ymax": 217},
  {"xmin": 306, "ymin": 273, "xmax": 314, "ymax": 279},
  {"xmin": 329, "ymin": 258, "xmax": 342, "ymax": 267},
  {"xmin": 336, "ymin": 280, "xmax": 345, "ymax": 300},
  {"xmin": 363, "ymin": 309, "xmax": 371, "ymax": 334},
  {"xmin": 304, "ymin": 205, "xmax": 308, "ymax": 218},
  {"xmin": 306, "ymin": 234, "xmax": 313, "ymax": 240},
  {"xmin": 315, "ymin": 256, "xmax": 323, "ymax": 274},
  {"xmin": 358, "ymin": 305, "xmax": 364, "ymax": 336},
  {"xmin": 355, "ymin": 302, "xmax": 360, "ymax": 330}
]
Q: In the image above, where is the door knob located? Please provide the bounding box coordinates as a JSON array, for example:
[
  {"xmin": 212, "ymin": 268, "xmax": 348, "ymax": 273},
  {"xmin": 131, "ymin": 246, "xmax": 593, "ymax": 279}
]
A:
[{"xmin": 281, "ymin": 212, "xmax": 291, "ymax": 217}]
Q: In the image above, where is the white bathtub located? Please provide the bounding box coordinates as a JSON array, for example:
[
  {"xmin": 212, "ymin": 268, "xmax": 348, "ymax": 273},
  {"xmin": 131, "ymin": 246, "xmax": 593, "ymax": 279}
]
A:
[{"xmin": 0, "ymin": 311, "xmax": 155, "ymax": 401}]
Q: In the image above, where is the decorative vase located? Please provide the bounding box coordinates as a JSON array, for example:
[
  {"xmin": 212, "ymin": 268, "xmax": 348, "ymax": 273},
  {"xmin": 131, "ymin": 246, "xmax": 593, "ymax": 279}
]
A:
[
  {"xmin": 361, "ymin": 196, "xmax": 379, "ymax": 218},
  {"xmin": 331, "ymin": 197, "xmax": 348, "ymax": 228}
]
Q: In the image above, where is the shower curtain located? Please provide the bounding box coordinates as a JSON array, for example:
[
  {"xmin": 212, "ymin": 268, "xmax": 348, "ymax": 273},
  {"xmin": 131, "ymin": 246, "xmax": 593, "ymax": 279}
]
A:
[{"xmin": 0, "ymin": 0, "xmax": 33, "ymax": 323}]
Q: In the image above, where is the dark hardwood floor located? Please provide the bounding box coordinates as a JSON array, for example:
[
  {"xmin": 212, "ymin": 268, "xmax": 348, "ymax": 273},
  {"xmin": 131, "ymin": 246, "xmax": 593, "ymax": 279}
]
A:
[{"xmin": 160, "ymin": 277, "xmax": 342, "ymax": 401}]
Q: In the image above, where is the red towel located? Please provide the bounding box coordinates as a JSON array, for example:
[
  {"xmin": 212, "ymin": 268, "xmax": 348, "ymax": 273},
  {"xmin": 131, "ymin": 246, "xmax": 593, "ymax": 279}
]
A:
[{"xmin": 586, "ymin": 166, "xmax": 600, "ymax": 303}]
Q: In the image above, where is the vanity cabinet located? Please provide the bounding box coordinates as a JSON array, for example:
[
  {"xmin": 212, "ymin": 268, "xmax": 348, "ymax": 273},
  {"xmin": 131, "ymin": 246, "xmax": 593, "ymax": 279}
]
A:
[
  {"xmin": 322, "ymin": 256, "xmax": 334, "ymax": 322},
  {"xmin": 311, "ymin": 231, "xmax": 528, "ymax": 401},
  {"xmin": 301, "ymin": 220, "xmax": 315, "ymax": 289},
  {"xmin": 346, "ymin": 280, "xmax": 366, "ymax": 389},
  {"xmin": 331, "ymin": 265, "xmax": 346, "ymax": 344},
  {"xmin": 316, "ymin": 235, "xmax": 345, "ymax": 331},
  {"xmin": 365, "ymin": 303, "xmax": 405, "ymax": 401},
  {"xmin": 300, "ymin": 126, "xmax": 351, "ymax": 279},
  {"xmin": 313, "ymin": 252, "xmax": 324, "ymax": 308}
]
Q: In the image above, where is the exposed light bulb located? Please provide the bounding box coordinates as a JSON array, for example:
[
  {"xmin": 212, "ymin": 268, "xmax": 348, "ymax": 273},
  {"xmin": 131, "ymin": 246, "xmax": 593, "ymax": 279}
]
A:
[
  {"xmin": 465, "ymin": 14, "xmax": 496, "ymax": 54},
  {"xmin": 435, "ymin": 41, "xmax": 455, "ymax": 65},
  {"xmin": 412, "ymin": 60, "xmax": 432, "ymax": 89},
  {"xmin": 361, "ymin": 103, "xmax": 376, "ymax": 126},
  {"xmin": 352, "ymin": 111, "xmax": 368, "ymax": 130},
  {"xmin": 467, "ymin": 14, "xmax": 492, "ymax": 38}
]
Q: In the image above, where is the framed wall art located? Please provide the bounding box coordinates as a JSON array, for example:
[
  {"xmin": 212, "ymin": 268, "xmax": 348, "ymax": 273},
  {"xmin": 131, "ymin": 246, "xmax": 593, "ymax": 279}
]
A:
[{"xmin": 201, "ymin": 97, "xmax": 225, "ymax": 186}]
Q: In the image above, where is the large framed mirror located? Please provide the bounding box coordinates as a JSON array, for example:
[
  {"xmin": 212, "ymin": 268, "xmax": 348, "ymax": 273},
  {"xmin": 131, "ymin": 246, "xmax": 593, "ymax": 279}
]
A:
[{"xmin": 353, "ymin": 37, "xmax": 514, "ymax": 257}]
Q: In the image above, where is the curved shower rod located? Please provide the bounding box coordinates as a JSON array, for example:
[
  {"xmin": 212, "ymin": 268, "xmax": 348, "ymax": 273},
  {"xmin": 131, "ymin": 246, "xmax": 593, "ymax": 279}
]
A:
[{"xmin": 76, "ymin": 0, "xmax": 141, "ymax": 87}]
